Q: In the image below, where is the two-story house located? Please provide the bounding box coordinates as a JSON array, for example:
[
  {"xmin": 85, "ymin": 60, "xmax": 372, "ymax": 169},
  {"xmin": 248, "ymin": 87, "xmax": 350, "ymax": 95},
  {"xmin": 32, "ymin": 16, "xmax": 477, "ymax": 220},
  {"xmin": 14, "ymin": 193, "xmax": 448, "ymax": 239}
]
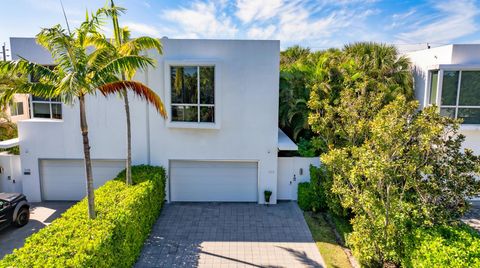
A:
[{"xmin": 6, "ymin": 37, "xmax": 307, "ymax": 203}]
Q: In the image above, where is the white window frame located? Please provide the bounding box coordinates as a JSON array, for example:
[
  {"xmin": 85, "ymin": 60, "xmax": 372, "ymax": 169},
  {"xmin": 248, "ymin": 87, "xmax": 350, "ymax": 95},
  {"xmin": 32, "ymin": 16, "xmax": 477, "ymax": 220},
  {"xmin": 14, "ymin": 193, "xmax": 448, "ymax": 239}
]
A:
[
  {"xmin": 29, "ymin": 96, "xmax": 63, "ymax": 119},
  {"xmin": 164, "ymin": 60, "xmax": 221, "ymax": 129},
  {"xmin": 427, "ymin": 66, "xmax": 480, "ymax": 125},
  {"xmin": 9, "ymin": 101, "xmax": 24, "ymax": 116}
]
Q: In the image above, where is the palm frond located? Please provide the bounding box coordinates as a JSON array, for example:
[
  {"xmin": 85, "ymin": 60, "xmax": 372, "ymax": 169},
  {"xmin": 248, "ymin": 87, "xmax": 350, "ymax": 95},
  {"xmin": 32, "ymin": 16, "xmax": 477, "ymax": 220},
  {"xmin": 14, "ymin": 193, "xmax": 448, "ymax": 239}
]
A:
[
  {"xmin": 94, "ymin": 55, "xmax": 154, "ymax": 82},
  {"xmin": 98, "ymin": 81, "xmax": 167, "ymax": 118},
  {"xmin": 84, "ymin": 34, "xmax": 115, "ymax": 51},
  {"xmin": 0, "ymin": 82, "xmax": 56, "ymax": 107},
  {"xmin": 121, "ymin": 27, "xmax": 131, "ymax": 42},
  {"xmin": 87, "ymin": 47, "xmax": 116, "ymax": 68},
  {"xmin": 119, "ymin": 36, "xmax": 162, "ymax": 56},
  {"xmin": 0, "ymin": 60, "xmax": 57, "ymax": 82}
]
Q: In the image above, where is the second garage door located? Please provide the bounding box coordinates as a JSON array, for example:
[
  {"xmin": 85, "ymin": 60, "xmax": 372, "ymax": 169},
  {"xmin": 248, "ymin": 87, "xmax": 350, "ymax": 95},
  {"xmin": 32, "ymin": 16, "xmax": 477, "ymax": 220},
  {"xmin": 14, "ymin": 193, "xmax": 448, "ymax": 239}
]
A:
[
  {"xmin": 170, "ymin": 161, "xmax": 258, "ymax": 202},
  {"xmin": 40, "ymin": 159, "xmax": 125, "ymax": 201}
]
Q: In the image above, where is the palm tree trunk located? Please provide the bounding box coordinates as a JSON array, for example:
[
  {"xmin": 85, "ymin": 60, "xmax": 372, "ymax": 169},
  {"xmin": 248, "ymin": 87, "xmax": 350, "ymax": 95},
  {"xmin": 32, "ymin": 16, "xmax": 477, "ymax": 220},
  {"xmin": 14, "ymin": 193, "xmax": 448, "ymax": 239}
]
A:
[
  {"xmin": 123, "ymin": 88, "xmax": 132, "ymax": 185},
  {"xmin": 79, "ymin": 95, "xmax": 96, "ymax": 219}
]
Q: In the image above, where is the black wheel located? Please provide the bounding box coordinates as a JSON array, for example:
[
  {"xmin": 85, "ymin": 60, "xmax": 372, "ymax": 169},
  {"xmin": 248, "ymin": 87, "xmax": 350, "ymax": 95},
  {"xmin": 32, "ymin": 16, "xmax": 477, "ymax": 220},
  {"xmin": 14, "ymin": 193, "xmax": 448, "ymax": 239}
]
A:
[{"xmin": 14, "ymin": 207, "xmax": 30, "ymax": 227}]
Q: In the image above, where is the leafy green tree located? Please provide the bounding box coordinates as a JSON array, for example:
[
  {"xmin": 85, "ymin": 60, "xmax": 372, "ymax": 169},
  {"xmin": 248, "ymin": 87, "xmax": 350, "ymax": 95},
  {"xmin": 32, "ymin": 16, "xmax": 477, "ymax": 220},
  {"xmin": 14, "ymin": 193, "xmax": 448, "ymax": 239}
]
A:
[
  {"xmin": 306, "ymin": 43, "xmax": 414, "ymax": 214},
  {"xmin": 0, "ymin": 12, "xmax": 165, "ymax": 219},
  {"xmin": 322, "ymin": 96, "xmax": 480, "ymax": 266},
  {"xmin": 280, "ymin": 45, "xmax": 311, "ymax": 66},
  {"xmin": 308, "ymin": 43, "xmax": 413, "ymax": 152}
]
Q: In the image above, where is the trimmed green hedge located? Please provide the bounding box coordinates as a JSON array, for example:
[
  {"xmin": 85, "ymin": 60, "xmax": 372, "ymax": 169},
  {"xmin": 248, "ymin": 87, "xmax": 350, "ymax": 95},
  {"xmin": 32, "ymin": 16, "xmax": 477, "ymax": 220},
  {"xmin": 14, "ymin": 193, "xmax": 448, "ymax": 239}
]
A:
[
  {"xmin": 297, "ymin": 166, "xmax": 328, "ymax": 212},
  {"xmin": 403, "ymin": 224, "xmax": 480, "ymax": 268},
  {"xmin": 298, "ymin": 182, "xmax": 315, "ymax": 211},
  {"xmin": 0, "ymin": 165, "xmax": 166, "ymax": 268}
]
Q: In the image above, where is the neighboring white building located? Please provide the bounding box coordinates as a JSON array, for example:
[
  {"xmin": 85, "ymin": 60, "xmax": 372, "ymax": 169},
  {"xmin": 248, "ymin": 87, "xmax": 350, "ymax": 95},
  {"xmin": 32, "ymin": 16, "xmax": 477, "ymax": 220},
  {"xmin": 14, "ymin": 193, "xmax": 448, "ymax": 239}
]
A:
[
  {"xmin": 407, "ymin": 44, "xmax": 480, "ymax": 155},
  {"xmin": 3, "ymin": 37, "xmax": 316, "ymax": 203}
]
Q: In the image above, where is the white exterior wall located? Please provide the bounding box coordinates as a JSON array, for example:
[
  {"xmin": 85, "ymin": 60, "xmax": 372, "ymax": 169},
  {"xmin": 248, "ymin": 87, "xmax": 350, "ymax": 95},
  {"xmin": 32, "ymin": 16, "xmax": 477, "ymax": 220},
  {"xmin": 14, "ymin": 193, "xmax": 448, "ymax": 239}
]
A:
[
  {"xmin": 406, "ymin": 44, "xmax": 480, "ymax": 154},
  {"xmin": 14, "ymin": 38, "xmax": 280, "ymax": 203},
  {"xmin": 277, "ymin": 157, "xmax": 320, "ymax": 200},
  {"xmin": 406, "ymin": 45, "xmax": 454, "ymax": 109},
  {"xmin": 0, "ymin": 153, "xmax": 22, "ymax": 193}
]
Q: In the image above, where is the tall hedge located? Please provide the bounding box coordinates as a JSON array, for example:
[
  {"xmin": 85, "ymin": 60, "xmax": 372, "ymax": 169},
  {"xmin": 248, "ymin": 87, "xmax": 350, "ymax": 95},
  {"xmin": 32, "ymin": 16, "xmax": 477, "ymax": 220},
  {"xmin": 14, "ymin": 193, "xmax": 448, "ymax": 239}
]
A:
[
  {"xmin": 0, "ymin": 165, "xmax": 166, "ymax": 268},
  {"xmin": 297, "ymin": 165, "xmax": 328, "ymax": 212},
  {"xmin": 402, "ymin": 224, "xmax": 480, "ymax": 268}
]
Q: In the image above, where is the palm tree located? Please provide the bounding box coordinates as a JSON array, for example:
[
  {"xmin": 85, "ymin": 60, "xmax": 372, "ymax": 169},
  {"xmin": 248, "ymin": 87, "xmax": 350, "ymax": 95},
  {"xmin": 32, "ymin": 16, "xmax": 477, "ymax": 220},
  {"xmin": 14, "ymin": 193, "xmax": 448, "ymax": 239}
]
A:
[
  {"xmin": 344, "ymin": 42, "xmax": 413, "ymax": 100},
  {"xmin": 0, "ymin": 13, "xmax": 165, "ymax": 219},
  {"xmin": 96, "ymin": 1, "xmax": 166, "ymax": 185},
  {"xmin": 279, "ymin": 47, "xmax": 314, "ymax": 141}
]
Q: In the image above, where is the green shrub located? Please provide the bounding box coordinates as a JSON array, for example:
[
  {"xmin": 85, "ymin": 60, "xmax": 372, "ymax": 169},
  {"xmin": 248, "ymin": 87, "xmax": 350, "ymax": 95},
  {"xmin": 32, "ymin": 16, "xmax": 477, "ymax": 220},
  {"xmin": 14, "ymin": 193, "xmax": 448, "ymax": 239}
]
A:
[
  {"xmin": 0, "ymin": 165, "xmax": 166, "ymax": 268},
  {"xmin": 402, "ymin": 224, "xmax": 480, "ymax": 268},
  {"xmin": 297, "ymin": 138, "xmax": 317, "ymax": 157},
  {"xmin": 298, "ymin": 182, "xmax": 315, "ymax": 211},
  {"xmin": 297, "ymin": 165, "xmax": 328, "ymax": 212}
]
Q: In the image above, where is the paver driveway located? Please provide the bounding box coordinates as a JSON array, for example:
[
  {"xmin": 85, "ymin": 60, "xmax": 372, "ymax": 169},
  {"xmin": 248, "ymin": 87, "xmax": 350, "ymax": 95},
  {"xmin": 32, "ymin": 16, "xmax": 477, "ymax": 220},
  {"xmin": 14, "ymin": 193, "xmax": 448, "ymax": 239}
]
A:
[
  {"xmin": 463, "ymin": 200, "xmax": 480, "ymax": 233},
  {"xmin": 136, "ymin": 202, "xmax": 325, "ymax": 268}
]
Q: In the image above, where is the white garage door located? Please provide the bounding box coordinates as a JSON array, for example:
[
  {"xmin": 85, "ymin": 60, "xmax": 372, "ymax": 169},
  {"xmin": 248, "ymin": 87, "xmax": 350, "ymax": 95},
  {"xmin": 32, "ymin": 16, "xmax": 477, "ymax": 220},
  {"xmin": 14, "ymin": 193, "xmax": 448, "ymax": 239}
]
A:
[
  {"xmin": 40, "ymin": 159, "xmax": 125, "ymax": 201},
  {"xmin": 170, "ymin": 161, "xmax": 258, "ymax": 202}
]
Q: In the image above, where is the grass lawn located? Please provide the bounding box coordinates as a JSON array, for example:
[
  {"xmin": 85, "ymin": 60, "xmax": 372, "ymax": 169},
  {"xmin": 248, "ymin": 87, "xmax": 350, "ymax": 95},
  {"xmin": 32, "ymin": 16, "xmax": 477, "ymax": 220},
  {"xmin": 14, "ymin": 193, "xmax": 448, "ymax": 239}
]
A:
[{"xmin": 304, "ymin": 212, "xmax": 352, "ymax": 268}]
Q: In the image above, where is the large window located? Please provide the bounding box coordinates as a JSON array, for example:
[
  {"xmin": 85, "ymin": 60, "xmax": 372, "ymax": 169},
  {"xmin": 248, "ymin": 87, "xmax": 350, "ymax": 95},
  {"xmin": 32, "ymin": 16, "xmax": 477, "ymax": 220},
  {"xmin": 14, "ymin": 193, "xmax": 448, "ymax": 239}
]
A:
[
  {"xmin": 9, "ymin": 101, "xmax": 24, "ymax": 116},
  {"xmin": 170, "ymin": 66, "xmax": 215, "ymax": 123},
  {"xmin": 429, "ymin": 70, "xmax": 480, "ymax": 124},
  {"xmin": 29, "ymin": 65, "xmax": 62, "ymax": 119},
  {"xmin": 31, "ymin": 97, "xmax": 62, "ymax": 119}
]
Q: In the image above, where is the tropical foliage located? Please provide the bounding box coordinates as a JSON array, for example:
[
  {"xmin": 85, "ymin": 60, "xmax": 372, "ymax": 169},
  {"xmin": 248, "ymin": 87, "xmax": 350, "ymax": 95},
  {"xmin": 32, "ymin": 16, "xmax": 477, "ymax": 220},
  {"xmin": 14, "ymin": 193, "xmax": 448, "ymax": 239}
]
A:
[
  {"xmin": 308, "ymin": 43, "xmax": 413, "ymax": 152},
  {"xmin": 279, "ymin": 46, "xmax": 314, "ymax": 144},
  {"xmin": 288, "ymin": 42, "xmax": 480, "ymax": 267},
  {"xmin": 0, "ymin": 9, "xmax": 164, "ymax": 219},
  {"xmin": 402, "ymin": 224, "xmax": 480, "ymax": 268},
  {"xmin": 322, "ymin": 96, "xmax": 480, "ymax": 265}
]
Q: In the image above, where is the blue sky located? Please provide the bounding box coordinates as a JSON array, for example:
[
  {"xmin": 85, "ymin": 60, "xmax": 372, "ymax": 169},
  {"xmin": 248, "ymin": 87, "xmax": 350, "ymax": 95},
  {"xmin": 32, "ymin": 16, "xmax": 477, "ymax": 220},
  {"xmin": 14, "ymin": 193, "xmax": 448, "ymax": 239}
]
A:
[{"xmin": 1, "ymin": 0, "xmax": 480, "ymax": 54}]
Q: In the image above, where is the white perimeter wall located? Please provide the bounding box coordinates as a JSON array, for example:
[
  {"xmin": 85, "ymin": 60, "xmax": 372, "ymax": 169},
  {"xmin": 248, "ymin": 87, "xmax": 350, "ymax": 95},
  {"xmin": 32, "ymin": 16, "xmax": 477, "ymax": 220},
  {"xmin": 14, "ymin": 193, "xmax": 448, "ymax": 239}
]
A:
[
  {"xmin": 0, "ymin": 153, "xmax": 22, "ymax": 193},
  {"xmin": 15, "ymin": 38, "xmax": 280, "ymax": 203},
  {"xmin": 277, "ymin": 157, "xmax": 320, "ymax": 200}
]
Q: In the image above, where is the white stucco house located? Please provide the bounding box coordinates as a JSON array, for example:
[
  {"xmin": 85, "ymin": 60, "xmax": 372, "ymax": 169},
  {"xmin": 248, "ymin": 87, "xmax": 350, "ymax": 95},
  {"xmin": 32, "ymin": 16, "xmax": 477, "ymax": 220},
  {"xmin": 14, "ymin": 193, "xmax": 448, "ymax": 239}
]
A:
[
  {"xmin": 407, "ymin": 44, "xmax": 480, "ymax": 155},
  {"xmin": 0, "ymin": 37, "xmax": 317, "ymax": 203}
]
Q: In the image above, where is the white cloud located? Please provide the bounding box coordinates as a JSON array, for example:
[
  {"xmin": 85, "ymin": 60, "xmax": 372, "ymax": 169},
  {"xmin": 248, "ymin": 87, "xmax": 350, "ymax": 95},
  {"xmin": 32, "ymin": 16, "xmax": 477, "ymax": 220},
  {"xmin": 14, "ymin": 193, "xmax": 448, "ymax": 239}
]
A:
[
  {"xmin": 235, "ymin": 0, "xmax": 283, "ymax": 23},
  {"xmin": 158, "ymin": 0, "xmax": 377, "ymax": 47},
  {"xmin": 396, "ymin": 0, "xmax": 479, "ymax": 43},
  {"xmin": 247, "ymin": 25, "xmax": 276, "ymax": 39},
  {"xmin": 161, "ymin": 1, "xmax": 237, "ymax": 39},
  {"xmin": 123, "ymin": 22, "xmax": 160, "ymax": 37}
]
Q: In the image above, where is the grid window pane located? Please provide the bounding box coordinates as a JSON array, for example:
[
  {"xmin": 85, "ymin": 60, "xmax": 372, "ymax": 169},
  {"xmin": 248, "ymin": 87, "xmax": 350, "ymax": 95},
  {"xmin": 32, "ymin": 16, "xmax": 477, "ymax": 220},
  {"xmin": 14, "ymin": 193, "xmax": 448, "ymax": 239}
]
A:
[
  {"xmin": 441, "ymin": 71, "xmax": 459, "ymax": 105},
  {"xmin": 458, "ymin": 108, "xmax": 480, "ymax": 124},
  {"xmin": 200, "ymin": 106, "xmax": 214, "ymax": 122},
  {"xmin": 32, "ymin": 96, "xmax": 49, "ymax": 101},
  {"xmin": 459, "ymin": 71, "xmax": 480, "ymax": 106},
  {"xmin": 9, "ymin": 102, "xmax": 23, "ymax": 116},
  {"xmin": 33, "ymin": 103, "xmax": 51, "ymax": 118},
  {"xmin": 171, "ymin": 105, "xmax": 198, "ymax": 122},
  {"xmin": 51, "ymin": 104, "xmax": 62, "ymax": 119},
  {"xmin": 429, "ymin": 71, "xmax": 438, "ymax": 104},
  {"xmin": 440, "ymin": 107, "xmax": 455, "ymax": 119},
  {"xmin": 171, "ymin": 66, "xmax": 198, "ymax": 104},
  {"xmin": 17, "ymin": 102, "xmax": 24, "ymax": 115},
  {"xmin": 200, "ymin": 67, "xmax": 214, "ymax": 104}
]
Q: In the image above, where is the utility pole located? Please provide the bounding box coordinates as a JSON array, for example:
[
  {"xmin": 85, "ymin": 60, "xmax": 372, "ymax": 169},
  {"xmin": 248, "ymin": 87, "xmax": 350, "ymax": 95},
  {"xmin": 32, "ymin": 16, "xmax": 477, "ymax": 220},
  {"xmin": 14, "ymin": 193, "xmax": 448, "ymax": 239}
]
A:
[{"xmin": 1, "ymin": 43, "xmax": 6, "ymax": 61}]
